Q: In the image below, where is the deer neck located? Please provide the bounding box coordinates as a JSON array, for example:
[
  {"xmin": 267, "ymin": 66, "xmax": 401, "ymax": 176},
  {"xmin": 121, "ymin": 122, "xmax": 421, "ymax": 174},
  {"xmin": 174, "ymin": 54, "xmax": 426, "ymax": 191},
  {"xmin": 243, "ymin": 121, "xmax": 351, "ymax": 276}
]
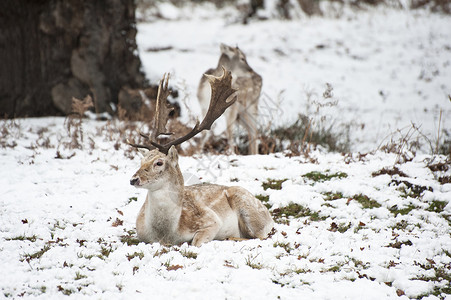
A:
[{"xmin": 145, "ymin": 164, "xmax": 184, "ymax": 217}]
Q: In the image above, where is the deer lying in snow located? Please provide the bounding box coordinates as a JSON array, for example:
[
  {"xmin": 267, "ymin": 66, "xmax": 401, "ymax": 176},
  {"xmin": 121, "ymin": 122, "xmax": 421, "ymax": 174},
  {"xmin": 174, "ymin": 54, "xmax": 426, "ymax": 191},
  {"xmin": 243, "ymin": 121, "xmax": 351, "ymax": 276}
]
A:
[
  {"xmin": 197, "ymin": 44, "xmax": 262, "ymax": 155},
  {"xmin": 128, "ymin": 68, "xmax": 273, "ymax": 246}
]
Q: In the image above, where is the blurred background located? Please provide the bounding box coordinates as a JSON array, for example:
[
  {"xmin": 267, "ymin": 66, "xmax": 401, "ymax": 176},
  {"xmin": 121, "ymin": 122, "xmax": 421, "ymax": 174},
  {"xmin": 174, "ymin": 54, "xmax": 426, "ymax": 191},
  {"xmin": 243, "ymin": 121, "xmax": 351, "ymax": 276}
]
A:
[{"xmin": 1, "ymin": 0, "xmax": 450, "ymax": 154}]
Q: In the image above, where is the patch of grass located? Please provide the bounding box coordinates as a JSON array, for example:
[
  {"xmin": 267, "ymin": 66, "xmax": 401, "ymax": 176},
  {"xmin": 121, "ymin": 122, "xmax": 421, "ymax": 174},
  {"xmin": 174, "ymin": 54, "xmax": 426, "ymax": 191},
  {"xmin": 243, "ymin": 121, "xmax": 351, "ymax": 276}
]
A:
[
  {"xmin": 273, "ymin": 242, "xmax": 293, "ymax": 253},
  {"xmin": 180, "ymin": 249, "xmax": 198, "ymax": 259},
  {"xmin": 98, "ymin": 245, "xmax": 113, "ymax": 259},
  {"xmin": 329, "ymin": 222, "xmax": 352, "ymax": 233},
  {"xmin": 438, "ymin": 176, "xmax": 451, "ymax": 184},
  {"xmin": 255, "ymin": 194, "xmax": 271, "ymax": 209},
  {"xmin": 350, "ymin": 194, "xmax": 381, "ymax": 209},
  {"xmin": 323, "ymin": 192, "xmax": 344, "ymax": 201},
  {"xmin": 271, "ymin": 203, "xmax": 326, "ymax": 223},
  {"xmin": 126, "ymin": 251, "xmax": 145, "ymax": 261},
  {"xmin": 324, "ymin": 265, "xmax": 341, "ymax": 273},
  {"xmin": 427, "ymin": 200, "xmax": 447, "ymax": 213},
  {"xmin": 154, "ymin": 247, "xmax": 170, "ymax": 257},
  {"xmin": 390, "ymin": 180, "xmax": 432, "ymax": 199},
  {"xmin": 294, "ymin": 268, "xmax": 312, "ymax": 274},
  {"xmin": 303, "ymin": 171, "xmax": 347, "ymax": 182},
  {"xmin": 245, "ymin": 254, "xmax": 263, "ymax": 270},
  {"xmin": 120, "ymin": 230, "xmax": 140, "ymax": 246},
  {"xmin": 372, "ymin": 166, "xmax": 408, "ymax": 177},
  {"xmin": 270, "ymin": 111, "xmax": 351, "ymax": 153},
  {"xmin": 75, "ymin": 271, "xmax": 87, "ymax": 281},
  {"xmin": 127, "ymin": 197, "xmax": 138, "ymax": 204},
  {"xmin": 262, "ymin": 179, "xmax": 287, "ymax": 190},
  {"xmin": 163, "ymin": 259, "xmax": 183, "ymax": 271},
  {"xmin": 389, "ymin": 204, "xmax": 417, "ymax": 216},
  {"xmin": 21, "ymin": 245, "xmax": 51, "ymax": 263},
  {"xmin": 414, "ymin": 260, "xmax": 451, "ymax": 299},
  {"xmin": 5, "ymin": 235, "xmax": 38, "ymax": 242},
  {"xmin": 386, "ymin": 240, "xmax": 413, "ymax": 249},
  {"xmin": 57, "ymin": 285, "xmax": 74, "ymax": 296},
  {"xmin": 390, "ymin": 220, "xmax": 409, "ymax": 230}
]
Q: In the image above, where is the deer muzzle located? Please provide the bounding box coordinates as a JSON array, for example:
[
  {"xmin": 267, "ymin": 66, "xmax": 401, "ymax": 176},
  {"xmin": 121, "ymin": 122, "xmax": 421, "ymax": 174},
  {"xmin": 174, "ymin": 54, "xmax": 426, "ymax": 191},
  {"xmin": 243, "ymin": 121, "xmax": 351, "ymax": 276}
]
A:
[{"xmin": 130, "ymin": 177, "xmax": 140, "ymax": 186}]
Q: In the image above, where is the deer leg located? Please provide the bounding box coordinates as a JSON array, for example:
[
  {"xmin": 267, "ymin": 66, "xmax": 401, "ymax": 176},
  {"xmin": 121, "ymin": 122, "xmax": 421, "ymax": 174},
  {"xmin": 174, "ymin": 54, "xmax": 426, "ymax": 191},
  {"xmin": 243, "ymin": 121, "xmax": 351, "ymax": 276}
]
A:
[
  {"xmin": 226, "ymin": 187, "xmax": 274, "ymax": 239},
  {"xmin": 225, "ymin": 103, "xmax": 239, "ymax": 154},
  {"xmin": 191, "ymin": 223, "xmax": 221, "ymax": 246},
  {"xmin": 198, "ymin": 130, "xmax": 212, "ymax": 152},
  {"xmin": 239, "ymin": 106, "xmax": 259, "ymax": 155}
]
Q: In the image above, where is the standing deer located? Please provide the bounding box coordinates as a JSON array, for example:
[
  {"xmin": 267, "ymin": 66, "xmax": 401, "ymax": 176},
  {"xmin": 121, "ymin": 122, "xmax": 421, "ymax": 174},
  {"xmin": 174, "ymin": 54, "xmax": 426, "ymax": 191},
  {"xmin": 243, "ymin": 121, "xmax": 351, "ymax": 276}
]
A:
[
  {"xmin": 197, "ymin": 44, "xmax": 262, "ymax": 155},
  {"xmin": 128, "ymin": 68, "xmax": 273, "ymax": 246}
]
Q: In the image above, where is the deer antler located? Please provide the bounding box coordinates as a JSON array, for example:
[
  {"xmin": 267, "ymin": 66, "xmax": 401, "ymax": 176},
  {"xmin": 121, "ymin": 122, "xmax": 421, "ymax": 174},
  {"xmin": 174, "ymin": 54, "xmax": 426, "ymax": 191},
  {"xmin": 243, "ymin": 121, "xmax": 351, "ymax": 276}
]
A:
[
  {"xmin": 128, "ymin": 67, "xmax": 237, "ymax": 154},
  {"xmin": 152, "ymin": 73, "xmax": 174, "ymax": 141},
  {"xmin": 127, "ymin": 73, "xmax": 174, "ymax": 151}
]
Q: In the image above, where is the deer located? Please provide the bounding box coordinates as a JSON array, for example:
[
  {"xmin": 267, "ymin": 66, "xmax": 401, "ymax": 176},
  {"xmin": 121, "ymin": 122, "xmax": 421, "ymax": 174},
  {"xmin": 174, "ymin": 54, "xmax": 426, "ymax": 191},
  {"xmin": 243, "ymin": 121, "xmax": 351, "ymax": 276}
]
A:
[
  {"xmin": 197, "ymin": 44, "xmax": 262, "ymax": 155},
  {"xmin": 128, "ymin": 68, "xmax": 274, "ymax": 247}
]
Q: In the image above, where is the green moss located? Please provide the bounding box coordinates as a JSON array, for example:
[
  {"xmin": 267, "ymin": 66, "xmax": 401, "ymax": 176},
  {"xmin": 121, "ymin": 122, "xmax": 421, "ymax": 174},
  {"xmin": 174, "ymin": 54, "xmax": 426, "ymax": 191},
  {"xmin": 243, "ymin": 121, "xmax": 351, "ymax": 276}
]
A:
[
  {"xmin": 326, "ymin": 265, "xmax": 341, "ymax": 273},
  {"xmin": 351, "ymin": 194, "xmax": 381, "ymax": 209},
  {"xmin": 294, "ymin": 268, "xmax": 312, "ymax": 274},
  {"xmin": 245, "ymin": 254, "xmax": 263, "ymax": 270},
  {"xmin": 75, "ymin": 272, "xmax": 87, "ymax": 280},
  {"xmin": 414, "ymin": 260, "xmax": 451, "ymax": 299},
  {"xmin": 389, "ymin": 204, "xmax": 417, "ymax": 216},
  {"xmin": 303, "ymin": 171, "xmax": 348, "ymax": 182},
  {"xmin": 272, "ymin": 203, "xmax": 326, "ymax": 222},
  {"xmin": 323, "ymin": 192, "xmax": 344, "ymax": 201},
  {"xmin": 391, "ymin": 180, "xmax": 432, "ymax": 199},
  {"xmin": 5, "ymin": 235, "xmax": 38, "ymax": 242},
  {"xmin": 255, "ymin": 194, "xmax": 271, "ymax": 209},
  {"xmin": 120, "ymin": 230, "xmax": 140, "ymax": 246},
  {"xmin": 98, "ymin": 246, "xmax": 113, "ymax": 259},
  {"xmin": 126, "ymin": 251, "xmax": 145, "ymax": 261},
  {"xmin": 180, "ymin": 249, "xmax": 198, "ymax": 259},
  {"xmin": 262, "ymin": 179, "xmax": 288, "ymax": 190},
  {"xmin": 426, "ymin": 200, "xmax": 447, "ymax": 213},
  {"xmin": 338, "ymin": 222, "xmax": 352, "ymax": 233},
  {"xmin": 390, "ymin": 220, "xmax": 409, "ymax": 230},
  {"xmin": 273, "ymin": 242, "xmax": 293, "ymax": 253},
  {"xmin": 21, "ymin": 245, "xmax": 51, "ymax": 262}
]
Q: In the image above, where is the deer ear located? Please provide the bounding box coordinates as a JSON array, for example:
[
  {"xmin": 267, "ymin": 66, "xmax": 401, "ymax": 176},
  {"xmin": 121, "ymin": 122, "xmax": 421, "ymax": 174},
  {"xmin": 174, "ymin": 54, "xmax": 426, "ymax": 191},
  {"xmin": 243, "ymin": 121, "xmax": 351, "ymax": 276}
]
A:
[
  {"xmin": 220, "ymin": 43, "xmax": 234, "ymax": 56},
  {"xmin": 167, "ymin": 145, "xmax": 179, "ymax": 164}
]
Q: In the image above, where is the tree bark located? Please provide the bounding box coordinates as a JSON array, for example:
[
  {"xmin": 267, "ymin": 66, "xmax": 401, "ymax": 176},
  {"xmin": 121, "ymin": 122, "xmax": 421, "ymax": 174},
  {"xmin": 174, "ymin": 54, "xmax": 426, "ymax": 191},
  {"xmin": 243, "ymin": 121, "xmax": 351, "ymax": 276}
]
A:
[{"xmin": 0, "ymin": 0, "xmax": 147, "ymax": 118}]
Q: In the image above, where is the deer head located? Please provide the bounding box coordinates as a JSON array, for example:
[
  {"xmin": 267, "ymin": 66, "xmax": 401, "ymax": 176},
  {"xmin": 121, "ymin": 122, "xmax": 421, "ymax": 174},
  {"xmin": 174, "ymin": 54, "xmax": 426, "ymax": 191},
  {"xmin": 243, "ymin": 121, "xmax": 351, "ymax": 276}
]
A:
[
  {"xmin": 128, "ymin": 67, "xmax": 237, "ymax": 155},
  {"xmin": 218, "ymin": 43, "xmax": 254, "ymax": 78},
  {"xmin": 129, "ymin": 146, "xmax": 184, "ymax": 192}
]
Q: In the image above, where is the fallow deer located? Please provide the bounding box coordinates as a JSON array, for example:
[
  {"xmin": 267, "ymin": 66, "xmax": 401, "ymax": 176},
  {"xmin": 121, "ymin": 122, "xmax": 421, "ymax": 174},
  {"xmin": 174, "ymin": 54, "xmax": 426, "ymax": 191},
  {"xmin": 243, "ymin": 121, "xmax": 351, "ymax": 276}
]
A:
[
  {"xmin": 128, "ymin": 68, "xmax": 273, "ymax": 246},
  {"xmin": 197, "ymin": 44, "xmax": 262, "ymax": 155}
]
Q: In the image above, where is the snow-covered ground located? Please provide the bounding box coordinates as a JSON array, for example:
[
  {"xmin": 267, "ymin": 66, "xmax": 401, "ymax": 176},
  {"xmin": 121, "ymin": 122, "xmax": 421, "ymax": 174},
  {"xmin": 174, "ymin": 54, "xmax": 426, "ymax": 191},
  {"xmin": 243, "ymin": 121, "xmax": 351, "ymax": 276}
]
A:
[
  {"xmin": 1, "ymin": 118, "xmax": 450, "ymax": 299},
  {"xmin": 1, "ymin": 2, "xmax": 451, "ymax": 299},
  {"xmin": 137, "ymin": 3, "xmax": 451, "ymax": 153}
]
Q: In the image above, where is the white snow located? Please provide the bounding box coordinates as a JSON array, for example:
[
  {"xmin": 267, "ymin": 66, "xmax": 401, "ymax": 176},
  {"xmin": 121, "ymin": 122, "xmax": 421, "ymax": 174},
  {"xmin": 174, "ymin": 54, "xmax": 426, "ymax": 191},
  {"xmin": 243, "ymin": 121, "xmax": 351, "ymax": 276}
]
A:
[
  {"xmin": 137, "ymin": 3, "xmax": 451, "ymax": 153},
  {"xmin": 1, "ymin": 2, "xmax": 451, "ymax": 299}
]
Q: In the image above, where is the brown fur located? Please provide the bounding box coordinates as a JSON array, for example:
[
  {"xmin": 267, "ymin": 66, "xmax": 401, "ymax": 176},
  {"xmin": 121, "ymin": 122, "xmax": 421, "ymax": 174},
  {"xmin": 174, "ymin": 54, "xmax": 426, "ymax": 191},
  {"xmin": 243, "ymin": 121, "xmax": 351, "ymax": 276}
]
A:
[
  {"xmin": 130, "ymin": 146, "xmax": 274, "ymax": 246},
  {"xmin": 198, "ymin": 44, "xmax": 262, "ymax": 155}
]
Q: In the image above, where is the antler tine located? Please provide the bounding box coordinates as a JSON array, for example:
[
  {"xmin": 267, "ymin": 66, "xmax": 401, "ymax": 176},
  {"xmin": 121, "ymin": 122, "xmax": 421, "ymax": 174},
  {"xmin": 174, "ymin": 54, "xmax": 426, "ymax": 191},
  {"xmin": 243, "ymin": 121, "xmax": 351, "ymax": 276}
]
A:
[
  {"xmin": 151, "ymin": 67, "xmax": 237, "ymax": 154},
  {"xmin": 127, "ymin": 73, "xmax": 174, "ymax": 152},
  {"xmin": 126, "ymin": 138, "xmax": 154, "ymax": 151},
  {"xmin": 151, "ymin": 73, "xmax": 174, "ymax": 141},
  {"xmin": 199, "ymin": 66, "xmax": 237, "ymax": 129}
]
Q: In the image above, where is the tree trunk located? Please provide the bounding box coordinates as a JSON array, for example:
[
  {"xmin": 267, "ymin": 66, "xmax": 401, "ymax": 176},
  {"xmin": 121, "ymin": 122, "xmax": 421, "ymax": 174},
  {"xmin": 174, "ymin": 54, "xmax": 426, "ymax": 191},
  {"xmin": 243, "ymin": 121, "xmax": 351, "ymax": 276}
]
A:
[{"xmin": 0, "ymin": 0, "xmax": 147, "ymax": 118}]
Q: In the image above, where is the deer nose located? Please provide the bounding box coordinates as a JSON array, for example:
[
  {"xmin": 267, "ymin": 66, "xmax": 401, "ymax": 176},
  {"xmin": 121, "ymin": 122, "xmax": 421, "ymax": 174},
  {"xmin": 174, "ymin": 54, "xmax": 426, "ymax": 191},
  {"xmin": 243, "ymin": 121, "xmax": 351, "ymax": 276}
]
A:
[{"xmin": 130, "ymin": 178, "xmax": 139, "ymax": 186}]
